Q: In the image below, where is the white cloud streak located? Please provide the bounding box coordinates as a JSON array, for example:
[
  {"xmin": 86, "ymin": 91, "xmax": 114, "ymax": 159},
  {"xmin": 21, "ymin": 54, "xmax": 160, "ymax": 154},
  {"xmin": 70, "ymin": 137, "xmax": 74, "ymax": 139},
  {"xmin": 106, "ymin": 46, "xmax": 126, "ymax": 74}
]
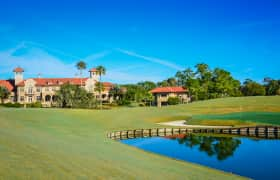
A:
[
  {"xmin": 115, "ymin": 48, "xmax": 183, "ymax": 70},
  {"xmin": 0, "ymin": 45, "xmax": 77, "ymax": 77},
  {"xmin": 0, "ymin": 43, "xmax": 159, "ymax": 83},
  {"xmin": 23, "ymin": 41, "xmax": 83, "ymax": 60}
]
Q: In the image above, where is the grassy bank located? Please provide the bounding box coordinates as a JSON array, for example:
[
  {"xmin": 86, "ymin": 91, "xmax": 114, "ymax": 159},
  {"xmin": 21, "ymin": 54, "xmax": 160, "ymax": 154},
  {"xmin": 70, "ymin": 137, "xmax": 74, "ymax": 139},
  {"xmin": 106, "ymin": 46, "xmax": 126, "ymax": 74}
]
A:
[
  {"xmin": 0, "ymin": 96, "xmax": 279, "ymax": 179},
  {"xmin": 188, "ymin": 112, "xmax": 280, "ymax": 126}
]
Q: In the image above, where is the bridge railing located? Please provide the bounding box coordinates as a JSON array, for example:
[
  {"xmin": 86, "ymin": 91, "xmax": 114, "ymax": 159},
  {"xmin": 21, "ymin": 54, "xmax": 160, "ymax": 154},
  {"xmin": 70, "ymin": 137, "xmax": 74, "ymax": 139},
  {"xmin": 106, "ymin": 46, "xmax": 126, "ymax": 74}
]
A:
[{"xmin": 107, "ymin": 126, "xmax": 280, "ymax": 140}]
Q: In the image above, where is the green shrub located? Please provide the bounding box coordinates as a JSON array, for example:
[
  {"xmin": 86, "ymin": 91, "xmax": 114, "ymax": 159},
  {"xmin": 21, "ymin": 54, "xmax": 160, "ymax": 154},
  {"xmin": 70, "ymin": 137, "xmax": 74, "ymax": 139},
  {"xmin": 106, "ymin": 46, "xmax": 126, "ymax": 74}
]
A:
[
  {"xmin": 117, "ymin": 99, "xmax": 131, "ymax": 106},
  {"xmin": 1, "ymin": 103, "xmax": 23, "ymax": 108},
  {"xmin": 167, "ymin": 97, "xmax": 180, "ymax": 105},
  {"xmin": 27, "ymin": 102, "xmax": 42, "ymax": 108}
]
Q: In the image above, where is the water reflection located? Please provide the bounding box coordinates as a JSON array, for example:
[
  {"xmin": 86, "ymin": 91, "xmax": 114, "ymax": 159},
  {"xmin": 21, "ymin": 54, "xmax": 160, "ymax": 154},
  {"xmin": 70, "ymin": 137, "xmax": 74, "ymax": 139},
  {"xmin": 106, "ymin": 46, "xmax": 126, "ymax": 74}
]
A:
[
  {"xmin": 166, "ymin": 134, "xmax": 241, "ymax": 160},
  {"xmin": 121, "ymin": 134, "xmax": 280, "ymax": 180}
]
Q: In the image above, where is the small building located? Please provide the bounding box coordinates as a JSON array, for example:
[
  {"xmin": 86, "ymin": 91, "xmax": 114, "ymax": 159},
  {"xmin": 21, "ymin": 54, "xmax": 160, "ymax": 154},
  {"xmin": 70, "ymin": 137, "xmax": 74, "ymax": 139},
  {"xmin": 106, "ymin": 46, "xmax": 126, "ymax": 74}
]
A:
[
  {"xmin": 150, "ymin": 86, "xmax": 190, "ymax": 107},
  {"xmin": 0, "ymin": 80, "xmax": 15, "ymax": 103}
]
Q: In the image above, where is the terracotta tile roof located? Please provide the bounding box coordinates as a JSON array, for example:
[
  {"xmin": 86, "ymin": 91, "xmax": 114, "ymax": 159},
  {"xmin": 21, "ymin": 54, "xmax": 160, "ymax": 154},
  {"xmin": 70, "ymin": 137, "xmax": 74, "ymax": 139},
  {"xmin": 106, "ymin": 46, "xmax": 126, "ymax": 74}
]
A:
[
  {"xmin": 17, "ymin": 78, "xmax": 89, "ymax": 86},
  {"xmin": 150, "ymin": 86, "xmax": 187, "ymax": 93},
  {"xmin": 17, "ymin": 78, "xmax": 114, "ymax": 90},
  {"xmin": 13, "ymin": 67, "xmax": 24, "ymax": 73},
  {"xmin": 102, "ymin": 82, "xmax": 114, "ymax": 91},
  {"xmin": 103, "ymin": 82, "xmax": 113, "ymax": 87},
  {"xmin": 0, "ymin": 80, "xmax": 14, "ymax": 91},
  {"xmin": 89, "ymin": 68, "xmax": 98, "ymax": 72}
]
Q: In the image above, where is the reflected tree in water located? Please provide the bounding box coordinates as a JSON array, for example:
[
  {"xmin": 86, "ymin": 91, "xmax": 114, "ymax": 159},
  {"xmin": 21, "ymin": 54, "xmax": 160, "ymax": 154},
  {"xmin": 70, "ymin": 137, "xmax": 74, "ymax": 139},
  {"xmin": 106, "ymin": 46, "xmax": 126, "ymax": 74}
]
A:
[{"xmin": 174, "ymin": 134, "xmax": 241, "ymax": 160}]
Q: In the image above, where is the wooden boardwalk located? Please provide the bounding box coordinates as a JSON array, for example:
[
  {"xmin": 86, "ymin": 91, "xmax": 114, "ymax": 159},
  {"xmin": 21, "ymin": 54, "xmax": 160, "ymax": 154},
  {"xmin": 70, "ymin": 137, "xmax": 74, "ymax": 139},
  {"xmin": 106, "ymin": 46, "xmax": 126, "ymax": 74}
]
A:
[{"xmin": 108, "ymin": 126, "xmax": 280, "ymax": 140}]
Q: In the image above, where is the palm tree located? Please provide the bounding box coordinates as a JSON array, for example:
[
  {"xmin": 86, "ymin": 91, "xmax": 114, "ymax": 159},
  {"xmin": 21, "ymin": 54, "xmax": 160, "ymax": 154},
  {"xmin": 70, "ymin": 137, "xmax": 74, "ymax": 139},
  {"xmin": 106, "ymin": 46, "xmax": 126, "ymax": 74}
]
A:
[
  {"xmin": 96, "ymin": 66, "xmax": 106, "ymax": 109},
  {"xmin": 76, "ymin": 61, "xmax": 87, "ymax": 86}
]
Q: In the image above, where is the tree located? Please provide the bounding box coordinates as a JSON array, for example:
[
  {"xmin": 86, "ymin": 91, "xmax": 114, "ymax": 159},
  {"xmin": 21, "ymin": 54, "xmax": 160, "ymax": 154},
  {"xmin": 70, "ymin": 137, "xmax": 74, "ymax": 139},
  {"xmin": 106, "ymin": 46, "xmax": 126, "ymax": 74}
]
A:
[
  {"xmin": 96, "ymin": 66, "xmax": 106, "ymax": 109},
  {"xmin": 195, "ymin": 63, "xmax": 210, "ymax": 80},
  {"xmin": 94, "ymin": 82, "xmax": 105, "ymax": 97},
  {"xmin": 120, "ymin": 84, "xmax": 154, "ymax": 106},
  {"xmin": 157, "ymin": 78, "xmax": 177, "ymax": 87},
  {"xmin": 264, "ymin": 79, "xmax": 280, "ymax": 95},
  {"xmin": 157, "ymin": 80, "xmax": 169, "ymax": 87},
  {"xmin": 167, "ymin": 97, "xmax": 180, "ymax": 105},
  {"xmin": 194, "ymin": 63, "xmax": 212, "ymax": 100},
  {"xmin": 241, "ymin": 79, "xmax": 266, "ymax": 96},
  {"xmin": 109, "ymin": 85, "xmax": 122, "ymax": 100},
  {"xmin": 167, "ymin": 78, "xmax": 177, "ymax": 86},
  {"xmin": 174, "ymin": 134, "xmax": 241, "ymax": 161},
  {"xmin": 76, "ymin": 61, "xmax": 87, "ymax": 86},
  {"xmin": 56, "ymin": 83, "xmax": 97, "ymax": 108},
  {"xmin": 212, "ymin": 68, "xmax": 241, "ymax": 98},
  {"xmin": 137, "ymin": 81, "xmax": 156, "ymax": 91},
  {"xmin": 0, "ymin": 86, "xmax": 10, "ymax": 104},
  {"xmin": 175, "ymin": 71, "xmax": 185, "ymax": 86},
  {"xmin": 161, "ymin": 64, "xmax": 242, "ymax": 101}
]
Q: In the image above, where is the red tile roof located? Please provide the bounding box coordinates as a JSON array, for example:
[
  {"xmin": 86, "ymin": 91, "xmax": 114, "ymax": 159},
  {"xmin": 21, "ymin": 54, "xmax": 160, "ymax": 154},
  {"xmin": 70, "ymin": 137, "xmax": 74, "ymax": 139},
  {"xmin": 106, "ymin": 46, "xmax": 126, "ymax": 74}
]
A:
[
  {"xmin": 89, "ymin": 68, "xmax": 98, "ymax": 72},
  {"xmin": 150, "ymin": 86, "xmax": 187, "ymax": 93},
  {"xmin": 0, "ymin": 80, "xmax": 14, "ymax": 91},
  {"xmin": 17, "ymin": 78, "xmax": 114, "ymax": 89},
  {"xmin": 17, "ymin": 78, "xmax": 88, "ymax": 86},
  {"xmin": 13, "ymin": 67, "xmax": 24, "ymax": 73},
  {"xmin": 103, "ymin": 82, "xmax": 113, "ymax": 87}
]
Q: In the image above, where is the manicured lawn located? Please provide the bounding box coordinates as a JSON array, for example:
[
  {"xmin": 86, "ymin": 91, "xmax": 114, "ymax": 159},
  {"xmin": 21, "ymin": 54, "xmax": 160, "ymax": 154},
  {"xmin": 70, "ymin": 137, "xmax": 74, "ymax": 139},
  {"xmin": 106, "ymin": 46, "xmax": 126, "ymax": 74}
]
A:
[
  {"xmin": 0, "ymin": 96, "xmax": 279, "ymax": 179},
  {"xmin": 189, "ymin": 112, "xmax": 280, "ymax": 126}
]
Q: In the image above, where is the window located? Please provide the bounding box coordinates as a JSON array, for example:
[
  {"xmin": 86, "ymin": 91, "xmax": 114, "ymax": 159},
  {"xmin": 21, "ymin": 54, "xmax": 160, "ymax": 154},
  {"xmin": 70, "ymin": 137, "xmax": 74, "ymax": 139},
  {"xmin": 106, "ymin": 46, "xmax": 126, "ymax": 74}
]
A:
[
  {"xmin": 20, "ymin": 96, "xmax": 24, "ymax": 101},
  {"xmin": 45, "ymin": 87, "xmax": 49, "ymax": 91},
  {"xmin": 20, "ymin": 87, "xmax": 24, "ymax": 92},
  {"xmin": 36, "ymin": 96, "xmax": 41, "ymax": 101},
  {"xmin": 45, "ymin": 95, "xmax": 51, "ymax": 102},
  {"xmin": 28, "ymin": 96, "xmax": 32, "ymax": 102},
  {"xmin": 28, "ymin": 87, "xmax": 33, "ymax": 94},
  {"xmin": 10, "ymin": 96, "xmax": 14, "ymax": 101},
  {"xmin": 161, "ymin": 94, "xmax": 167, "ymax": 97},
  {"xmin": 36, "ymin": 87, "xmax": 41, "ymax": 92}
]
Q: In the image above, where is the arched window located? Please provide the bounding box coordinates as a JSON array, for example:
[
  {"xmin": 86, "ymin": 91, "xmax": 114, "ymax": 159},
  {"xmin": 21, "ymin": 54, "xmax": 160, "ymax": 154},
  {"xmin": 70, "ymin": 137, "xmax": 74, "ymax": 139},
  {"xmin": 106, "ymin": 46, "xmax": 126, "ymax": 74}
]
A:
[
  {"xmin": 52, "ymin": 95, "xmax": 58, "ymax": 102},
  {"xmin": 45, "ymin": 95, "xmax": 51, "ymax": 102}
]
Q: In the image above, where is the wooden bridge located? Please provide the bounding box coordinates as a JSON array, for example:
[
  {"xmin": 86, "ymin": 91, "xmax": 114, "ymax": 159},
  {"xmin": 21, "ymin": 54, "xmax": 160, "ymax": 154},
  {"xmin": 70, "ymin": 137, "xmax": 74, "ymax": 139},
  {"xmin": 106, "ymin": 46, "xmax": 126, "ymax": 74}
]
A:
[{"xmin": 107, "ymin": 126, "xmax": 280, "ymax": 140}]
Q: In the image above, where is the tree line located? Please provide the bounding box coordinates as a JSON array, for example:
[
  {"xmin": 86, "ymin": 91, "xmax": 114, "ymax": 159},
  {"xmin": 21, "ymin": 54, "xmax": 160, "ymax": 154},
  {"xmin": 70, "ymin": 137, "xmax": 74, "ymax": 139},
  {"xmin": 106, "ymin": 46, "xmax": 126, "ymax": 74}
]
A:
[
  {"xmin": 0, "ymin": 62, "xmax": 279, "ymax": 108},
  {"xmin": 156, "ymin": 63, "xmax": 279, "ymax": 101}
]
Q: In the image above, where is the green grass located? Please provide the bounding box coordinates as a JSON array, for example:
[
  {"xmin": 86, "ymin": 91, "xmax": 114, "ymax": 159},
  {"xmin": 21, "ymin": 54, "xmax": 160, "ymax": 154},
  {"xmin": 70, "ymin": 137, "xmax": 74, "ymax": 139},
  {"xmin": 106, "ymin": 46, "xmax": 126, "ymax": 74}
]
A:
[
  {"xmin": 188, "ymin": 112, "xmax": 280, "ymax": 126},
  {"xmin": 0, "ymin": 96, "xmax": 280, "ymax": 179}
]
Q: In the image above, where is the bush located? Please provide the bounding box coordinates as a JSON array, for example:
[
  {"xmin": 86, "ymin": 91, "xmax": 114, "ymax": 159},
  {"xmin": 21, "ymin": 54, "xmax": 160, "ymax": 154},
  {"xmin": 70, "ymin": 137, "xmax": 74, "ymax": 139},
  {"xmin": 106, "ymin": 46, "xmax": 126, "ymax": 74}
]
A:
[
  {"xmin": 167, "ymin": 97, "xmax": 180, "ymax": 105},
  {"xmin": 1, "ymin": 103, "xmax": 23, "ymax": 108},
  {"xmin": 117, "ymin": 99, "xmax": 131, "ymax": 106},
  {"xmin": 27, "ymin": 102, "xmax": 42, "ymax": 108}
]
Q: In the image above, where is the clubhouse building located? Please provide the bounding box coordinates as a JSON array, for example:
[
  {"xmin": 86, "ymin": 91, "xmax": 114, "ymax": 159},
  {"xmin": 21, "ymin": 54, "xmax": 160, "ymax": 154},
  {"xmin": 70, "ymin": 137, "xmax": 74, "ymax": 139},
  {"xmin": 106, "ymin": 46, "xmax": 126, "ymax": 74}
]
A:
[
  {"xmin": 0, "ymin": 67, "xmax": 113, "ymax": 106},
  {"xmin": 150, "ymin": 86, "xmax": 190, "ymax": 107}
]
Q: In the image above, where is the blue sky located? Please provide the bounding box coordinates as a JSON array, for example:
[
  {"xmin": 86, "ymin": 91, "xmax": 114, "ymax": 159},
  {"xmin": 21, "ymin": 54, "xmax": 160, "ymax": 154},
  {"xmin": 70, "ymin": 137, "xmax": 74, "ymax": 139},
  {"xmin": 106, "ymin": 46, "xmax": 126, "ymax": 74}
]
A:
[{"xmin": 0, "ymin": 0, "xmax": 279, "ymax": 84}]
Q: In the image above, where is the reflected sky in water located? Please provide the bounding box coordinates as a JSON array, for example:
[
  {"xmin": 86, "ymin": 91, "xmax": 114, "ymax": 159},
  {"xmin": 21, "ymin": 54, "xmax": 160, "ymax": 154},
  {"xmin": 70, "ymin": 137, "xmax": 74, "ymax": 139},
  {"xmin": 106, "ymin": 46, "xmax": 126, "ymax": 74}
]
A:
[{"xmin": 121, "ymin": 134, "xmax": 280, "ymax": 180}]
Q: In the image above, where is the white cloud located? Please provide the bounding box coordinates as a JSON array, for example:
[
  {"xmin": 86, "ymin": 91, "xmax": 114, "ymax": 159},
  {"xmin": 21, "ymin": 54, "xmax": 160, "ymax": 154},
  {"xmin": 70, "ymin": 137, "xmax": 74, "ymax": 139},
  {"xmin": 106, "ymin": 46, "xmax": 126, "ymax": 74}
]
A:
[
  {"xmin": 83, "ymin": 51, "xmax": 111, "ymax": 63},
  {"xmin": 115, "ymin": 48, "xmax": 183, "ymax": 70},
  {"xmin": 0, "ymin": 45, "xmax": 77, "ymax": 78},
  {"xmin": 24, "ymin": 41, "xmax": 82, "ymax": 60},
  {"xmin": 0, "ymin": 43, "xmax": 160, "ymax": 83}
]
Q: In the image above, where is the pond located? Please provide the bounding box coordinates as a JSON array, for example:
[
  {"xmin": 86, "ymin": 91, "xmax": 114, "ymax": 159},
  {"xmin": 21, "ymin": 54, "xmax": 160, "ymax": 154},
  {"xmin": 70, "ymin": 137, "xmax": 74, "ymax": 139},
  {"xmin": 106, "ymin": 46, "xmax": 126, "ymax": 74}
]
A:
[{"xmin": 121, "ymin": 134, "xmax": 280, "ymax": 180}]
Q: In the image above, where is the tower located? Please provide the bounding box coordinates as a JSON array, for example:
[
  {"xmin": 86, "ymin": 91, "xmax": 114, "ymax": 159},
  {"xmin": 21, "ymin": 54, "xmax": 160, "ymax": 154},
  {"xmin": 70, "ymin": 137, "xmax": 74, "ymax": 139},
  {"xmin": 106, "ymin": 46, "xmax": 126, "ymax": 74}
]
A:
[
  {"xmin": 89, "ymin": 68, "xmax": 99, "ymax": 81},
  {"xmin": 13, "ymin": 67, "xmax": 24, "ymax": 85}
]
